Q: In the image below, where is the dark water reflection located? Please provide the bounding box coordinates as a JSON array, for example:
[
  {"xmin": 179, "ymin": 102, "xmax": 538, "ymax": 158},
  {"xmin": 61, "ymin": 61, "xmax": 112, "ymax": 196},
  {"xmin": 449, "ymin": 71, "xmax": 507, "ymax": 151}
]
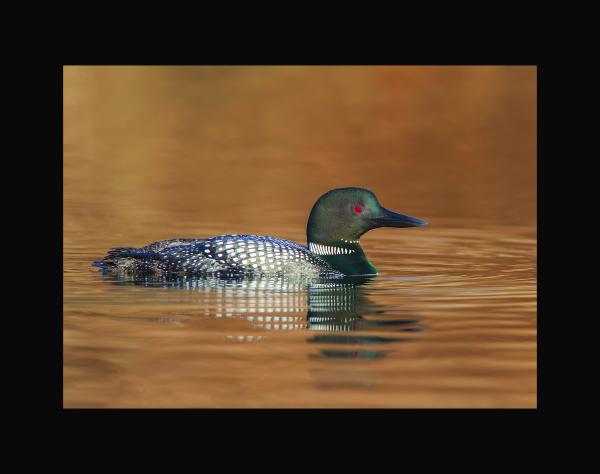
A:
[{"xmin": 99, "ymin": 273, "xmax": 424, "ymax": 361}]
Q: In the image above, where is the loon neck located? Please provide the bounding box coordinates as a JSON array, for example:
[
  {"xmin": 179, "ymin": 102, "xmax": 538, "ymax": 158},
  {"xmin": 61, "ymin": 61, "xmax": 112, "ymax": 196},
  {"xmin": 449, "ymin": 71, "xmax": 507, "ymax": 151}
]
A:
[
  {"xmin": 308, "ymin": 238, "xmax": 360, "ymax": 256},
  {"xmin": 307, "ymin": 238, "xmax": 378, "ymax": 276}
]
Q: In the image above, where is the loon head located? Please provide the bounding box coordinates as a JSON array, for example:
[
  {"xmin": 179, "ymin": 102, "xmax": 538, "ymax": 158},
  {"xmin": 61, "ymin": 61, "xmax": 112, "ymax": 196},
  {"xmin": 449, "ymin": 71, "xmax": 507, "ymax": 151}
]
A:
[{"xmin": 306, "ymin": 187, "xmax": 427, "ymax": 276}]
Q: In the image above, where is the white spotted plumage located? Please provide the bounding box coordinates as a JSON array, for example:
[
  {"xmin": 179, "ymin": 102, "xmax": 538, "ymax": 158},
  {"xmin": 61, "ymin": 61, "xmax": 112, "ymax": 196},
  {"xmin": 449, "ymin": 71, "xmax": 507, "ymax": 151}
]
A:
[{"xmin": 102, "ymin": 234, "xmax": 344, "ymax": 277}]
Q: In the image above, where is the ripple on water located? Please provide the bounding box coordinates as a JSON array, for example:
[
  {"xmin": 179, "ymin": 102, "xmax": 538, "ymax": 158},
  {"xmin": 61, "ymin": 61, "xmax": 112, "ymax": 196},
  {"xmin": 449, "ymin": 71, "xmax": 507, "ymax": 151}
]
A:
[{"xmin": 64, "ymin": 224, "xmax": 536, "ymax": 408}]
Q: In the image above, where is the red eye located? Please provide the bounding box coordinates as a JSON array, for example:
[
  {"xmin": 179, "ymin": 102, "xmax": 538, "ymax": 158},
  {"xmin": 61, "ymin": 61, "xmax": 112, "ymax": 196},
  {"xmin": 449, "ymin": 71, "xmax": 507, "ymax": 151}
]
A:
[{"xmin": 354, "ymin": 205, "xmax": 363, "ymax": 214}]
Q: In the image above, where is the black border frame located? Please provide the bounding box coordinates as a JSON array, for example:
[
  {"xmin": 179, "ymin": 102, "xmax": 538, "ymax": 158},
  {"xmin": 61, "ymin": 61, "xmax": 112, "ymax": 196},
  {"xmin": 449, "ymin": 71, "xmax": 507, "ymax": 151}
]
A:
[{"xmin": 5, "ymin": 44, "xmax": 596, "ymax": 470}]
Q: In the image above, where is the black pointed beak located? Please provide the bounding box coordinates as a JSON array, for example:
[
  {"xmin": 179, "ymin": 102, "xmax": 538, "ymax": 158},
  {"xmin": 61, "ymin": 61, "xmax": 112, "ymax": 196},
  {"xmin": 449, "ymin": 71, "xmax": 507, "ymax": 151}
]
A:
[{"xmin": 372, "ymin": 207, "xmax": 428, "ymax": 228}]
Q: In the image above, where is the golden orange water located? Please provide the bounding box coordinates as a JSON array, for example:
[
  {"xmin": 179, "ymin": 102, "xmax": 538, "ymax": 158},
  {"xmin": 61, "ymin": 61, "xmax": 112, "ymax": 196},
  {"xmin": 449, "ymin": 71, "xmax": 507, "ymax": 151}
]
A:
[{"xmin": 63, "ymin": 66, "xmax": 536, "ymax": 408}]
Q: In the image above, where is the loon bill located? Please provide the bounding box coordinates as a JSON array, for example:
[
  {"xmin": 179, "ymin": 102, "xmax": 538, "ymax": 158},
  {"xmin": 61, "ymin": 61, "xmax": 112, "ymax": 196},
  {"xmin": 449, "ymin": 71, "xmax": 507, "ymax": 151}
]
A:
[{"xmin": 92, "ymin": 187, "xmax": 428, "ymax": 277}]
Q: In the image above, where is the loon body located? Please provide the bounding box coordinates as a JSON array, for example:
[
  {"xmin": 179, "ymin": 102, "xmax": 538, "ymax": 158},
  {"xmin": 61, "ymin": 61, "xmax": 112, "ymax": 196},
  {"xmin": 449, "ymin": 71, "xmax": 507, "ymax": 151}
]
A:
[{"xmin": 93, "ymin": 187, "xmax": 427, "ymax": 277}]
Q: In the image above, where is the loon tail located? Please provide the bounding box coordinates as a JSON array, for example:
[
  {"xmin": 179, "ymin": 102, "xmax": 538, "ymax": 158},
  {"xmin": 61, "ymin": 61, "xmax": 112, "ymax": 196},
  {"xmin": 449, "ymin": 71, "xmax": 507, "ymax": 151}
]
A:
[
  {"xmin": 106, "ymin": 247, "xmax": 142, "ymax": 257},
  {"xmin": 92, "ymin": 247, "xmax": 162, "ymax": 273}
]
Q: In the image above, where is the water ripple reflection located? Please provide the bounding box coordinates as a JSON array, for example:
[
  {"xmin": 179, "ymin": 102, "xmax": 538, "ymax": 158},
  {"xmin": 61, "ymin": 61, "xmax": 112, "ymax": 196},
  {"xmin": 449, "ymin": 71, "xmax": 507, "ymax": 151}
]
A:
[{"xmin": 98, "ymin": 272, "xmax": 425, "ymax": 363}]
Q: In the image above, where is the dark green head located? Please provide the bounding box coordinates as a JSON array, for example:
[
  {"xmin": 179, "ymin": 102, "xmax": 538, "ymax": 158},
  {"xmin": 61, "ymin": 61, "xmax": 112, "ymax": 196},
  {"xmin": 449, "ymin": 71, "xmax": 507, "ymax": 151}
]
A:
[{"xmin": 306, "ymin": 187, "xmax": 427, "ymax": 275}]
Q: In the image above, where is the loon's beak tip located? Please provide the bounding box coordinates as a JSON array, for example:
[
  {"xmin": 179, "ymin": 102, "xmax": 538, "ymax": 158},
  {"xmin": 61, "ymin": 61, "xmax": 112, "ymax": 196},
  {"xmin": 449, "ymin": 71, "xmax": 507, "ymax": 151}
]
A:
[{"xmin": 376, "ymin": 208, "xmax": 429, "ymax": 228}]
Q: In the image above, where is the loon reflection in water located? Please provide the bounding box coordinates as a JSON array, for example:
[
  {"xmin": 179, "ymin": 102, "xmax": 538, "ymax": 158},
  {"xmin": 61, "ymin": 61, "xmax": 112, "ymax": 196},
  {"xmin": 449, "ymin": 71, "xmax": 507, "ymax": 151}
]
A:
[{"xmin": 100, "ymin": 273, "xmax": 424, "ymax": 360}]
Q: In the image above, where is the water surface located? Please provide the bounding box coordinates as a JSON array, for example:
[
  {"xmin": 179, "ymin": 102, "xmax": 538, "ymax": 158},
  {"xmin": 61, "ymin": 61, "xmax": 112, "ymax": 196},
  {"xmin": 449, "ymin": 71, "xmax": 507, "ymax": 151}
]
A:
[{"xmin": 63, "ymin": 66, "xmax": 536, "ymax": 407}]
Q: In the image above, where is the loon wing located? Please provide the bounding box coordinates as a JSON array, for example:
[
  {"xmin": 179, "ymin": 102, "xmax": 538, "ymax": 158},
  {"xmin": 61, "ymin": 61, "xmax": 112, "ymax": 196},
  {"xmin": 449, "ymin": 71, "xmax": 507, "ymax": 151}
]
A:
[
  {"xmin": 142, "ymin": 238, "xmax": 207, "ymax": 253},
  {"xmin": 94, "ymin": 235, "xmax": 342, "ymax": 276},
  {"xmin": 93, "ymin": 238, "xmax": 210, "ymax": 273}
]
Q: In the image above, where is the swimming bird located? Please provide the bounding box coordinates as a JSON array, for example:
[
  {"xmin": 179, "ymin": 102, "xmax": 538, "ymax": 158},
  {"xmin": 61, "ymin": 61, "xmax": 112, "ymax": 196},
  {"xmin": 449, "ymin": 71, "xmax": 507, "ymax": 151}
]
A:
[{"xmin": 92, "ymin": 187, "xmax": 427, "ymax": 277}]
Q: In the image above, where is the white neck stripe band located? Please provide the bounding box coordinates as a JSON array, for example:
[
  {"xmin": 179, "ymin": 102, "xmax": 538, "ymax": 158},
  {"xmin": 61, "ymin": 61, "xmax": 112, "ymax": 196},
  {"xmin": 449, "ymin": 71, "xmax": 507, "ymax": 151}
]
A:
[{"xmin": 308, "ymin": 242, "xmax": 356, "ymax": 256}]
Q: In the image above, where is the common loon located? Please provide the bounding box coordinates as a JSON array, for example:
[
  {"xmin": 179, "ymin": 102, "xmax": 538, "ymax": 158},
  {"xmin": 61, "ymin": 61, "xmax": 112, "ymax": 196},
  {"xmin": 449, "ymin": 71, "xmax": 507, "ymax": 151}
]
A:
[{"xmin": 92, "ymin": 187, "xmax": 427, "ymax": 277}]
